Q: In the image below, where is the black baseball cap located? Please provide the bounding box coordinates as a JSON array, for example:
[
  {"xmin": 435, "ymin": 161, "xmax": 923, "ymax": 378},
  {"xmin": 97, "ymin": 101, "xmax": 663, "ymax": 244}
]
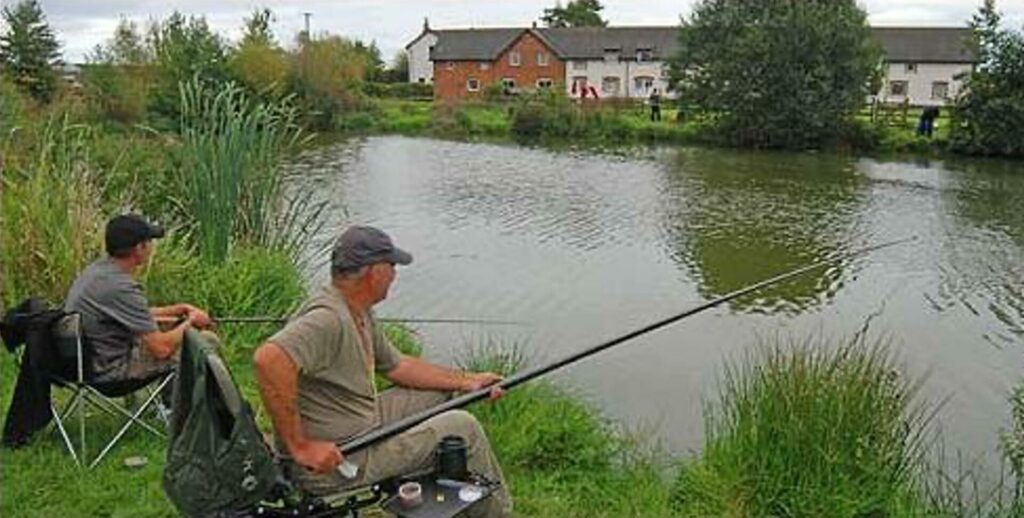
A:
[
  {"xmin": 105, "ymin": 214, "xmax": 165, "ymax": 255},
  {"xmin": 331, "ymin": 225, "xmax": 413, "ymax": 272}
]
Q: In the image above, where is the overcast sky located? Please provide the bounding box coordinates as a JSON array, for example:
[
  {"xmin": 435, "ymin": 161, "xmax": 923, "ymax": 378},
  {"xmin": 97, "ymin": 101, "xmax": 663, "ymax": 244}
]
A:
[{"xmin": 7, "ymin": 0, "xmax": 1024, "ymax": 63}]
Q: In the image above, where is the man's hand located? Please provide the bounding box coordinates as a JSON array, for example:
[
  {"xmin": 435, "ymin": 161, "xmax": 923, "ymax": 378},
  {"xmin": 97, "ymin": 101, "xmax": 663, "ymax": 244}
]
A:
[
  {"xmin": 292, "ymin": 440, "xmax": 343, "ymax": 474},
  {"xmin": 460, "ymin": 372, "xmax": 505, "ymax": 401},
  {"xmin": 183, "ymin": 305, "xmax": 212, "ymax": 329}
]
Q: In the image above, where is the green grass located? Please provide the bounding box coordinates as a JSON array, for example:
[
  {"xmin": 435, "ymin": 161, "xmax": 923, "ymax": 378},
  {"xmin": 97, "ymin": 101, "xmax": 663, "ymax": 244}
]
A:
[{"xmin": 672, "ymin": 336, "xmax": 938, "ymax": 517}]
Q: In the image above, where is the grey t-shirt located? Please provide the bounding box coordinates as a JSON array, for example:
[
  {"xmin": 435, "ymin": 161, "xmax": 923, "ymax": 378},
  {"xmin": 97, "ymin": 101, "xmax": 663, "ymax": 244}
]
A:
[
  {"xmin": 64, "ymin": 257, "xmax": 158, "ymax": 382},
  {"xmin": 269, "ymin": 284, "xmax": 402, "ymax": 444}
]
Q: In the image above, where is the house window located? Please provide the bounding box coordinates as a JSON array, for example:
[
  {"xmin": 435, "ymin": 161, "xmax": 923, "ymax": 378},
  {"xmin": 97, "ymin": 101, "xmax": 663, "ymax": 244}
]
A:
[
  {"xmin": 479, "ymin": 62, "xmax": 490, "ymax": 70},
  {"xmin": 572, "ymin": 76, "xmax": 588, "ymax": 90},
  {"xmin": 418, "ymin": 77, "xmax": 425, "ymax": 84},
  {"xmin": 467, "ymin": 78, "xmax": 480, "ymax": 92},
  {"xmin": 660, "ymin": 64, "xmax": 671, "ymax": 79},
  {"xmin": 889, "ymin": 80, "xmax": 908, "ymax": 97},
  {"xmin": 509, "ymin": 51, "xmax": 521, "ymax": 67},
  {"xmin": 602, "ymin": 76, "xmax": 621, "ymax": 95},
  {"xmin": 573, "ymin": 61, "xmax": 587, "ymax": 71},
  {"xmin": 931, "ymin": 81, "xmax": 949, "ymax": 100},
  {"xmin": 537, "ymin": 78, "xmax": 553, "ymax": 89},
  {"xmin": 501, "ymin": 77, "xmax": 517, "ymax": 92},
  {"xmin": 636, "ymin": 48, "xmax": 653, "ymax": 62},
  {"xmin": 537, "ymin": 52, "xmax": 549, "ymax": 66},
  {"xmin": 634, "ymin": 76, "xmax": 655, "ymax": 95},
  {"xmin": 905, "ymin": 63, "xmax": 918, "ymax": 73},
  {"xmin": 604, "ymin": 49, "xmax": 619, "ymax": 63}
]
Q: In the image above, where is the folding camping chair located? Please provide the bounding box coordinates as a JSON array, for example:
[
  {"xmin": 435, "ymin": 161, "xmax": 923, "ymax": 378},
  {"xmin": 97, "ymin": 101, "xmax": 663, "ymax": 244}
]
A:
[{"xmin": 49, "ymin": 312, "xmax": 175, "ymax": 468}]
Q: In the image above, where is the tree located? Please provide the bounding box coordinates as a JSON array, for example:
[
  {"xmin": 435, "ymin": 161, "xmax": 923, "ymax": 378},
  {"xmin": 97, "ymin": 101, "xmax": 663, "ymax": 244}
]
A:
[
  {"xmin": 541, "ymin": 0, "xmax": 607, "ymax": 28},
  {"xmin": 950, "ymin": 1, "xmax": 1024, "ymax": 157},
  {"xmin": 290, "ymin": 35, "xmax": 368, "ymax": 128},
  {"xmin": 83, "ymin": 17, "xmax": 154, "ymax": 123},
  {"xmin": 230, "ymin": 8, "xmax": 289, "ymax": 99},
  {"xmin": 0, "ymin": 0, "xmax": 61, "ymax": 103},
  {"xmin": 241, "ymin": 8, "xmax": 275, "ymax": 47},
  {"xmin": 148, "ymin": 12, "xmax": 229, "ymax": 124},
  {"xmin": 669, "ymin": 0, "xmax": 881, "ymax": 149}
]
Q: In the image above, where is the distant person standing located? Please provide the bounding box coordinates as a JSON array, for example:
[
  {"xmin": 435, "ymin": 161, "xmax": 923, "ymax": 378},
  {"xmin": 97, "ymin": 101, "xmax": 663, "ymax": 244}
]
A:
[
  {"xmin": 649, "ymin": 88, "xmax": 662, "ymax": 122},
  {"xmin": 917, "ymin": 106, "xmax": 940, "ymax": 138}
]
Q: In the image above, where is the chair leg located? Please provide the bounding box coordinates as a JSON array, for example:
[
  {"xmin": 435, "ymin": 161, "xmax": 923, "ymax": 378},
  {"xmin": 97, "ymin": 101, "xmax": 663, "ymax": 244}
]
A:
[
  {"xmin": 50, "ymin": 402, "xmax": 80, "ymax": 466},
  {"xmin": 87, "ymin": 375, "xmax": 174, "ymax": 469}
]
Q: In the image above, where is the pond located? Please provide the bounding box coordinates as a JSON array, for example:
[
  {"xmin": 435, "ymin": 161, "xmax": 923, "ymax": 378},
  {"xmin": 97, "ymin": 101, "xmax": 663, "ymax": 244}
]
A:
[{"xmin": 289, "ymin": 135, "xmax": 1024, "ymax": 465}]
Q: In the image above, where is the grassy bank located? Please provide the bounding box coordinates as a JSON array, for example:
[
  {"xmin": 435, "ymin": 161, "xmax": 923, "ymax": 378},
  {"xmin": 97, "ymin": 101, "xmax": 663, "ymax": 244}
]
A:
[{"xmin": 337, "ymin": 95, "xmax": 948, "ymax": 155}]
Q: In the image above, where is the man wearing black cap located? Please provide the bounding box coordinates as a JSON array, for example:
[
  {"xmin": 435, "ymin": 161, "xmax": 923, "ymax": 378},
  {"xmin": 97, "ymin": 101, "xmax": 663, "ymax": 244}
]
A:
[
  {"xmin": 254, "ymin": 225, "xmax": 512, "ymax": 517},
  {"xmin": 64, "ymin": 214, "xmax": 213, "ymax": 384}
]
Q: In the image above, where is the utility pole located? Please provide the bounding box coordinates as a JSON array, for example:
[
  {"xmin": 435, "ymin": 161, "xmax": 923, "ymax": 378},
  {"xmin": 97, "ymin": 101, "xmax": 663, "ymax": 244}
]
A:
[{"xmin": 303, "ymin": 12, "xmax": 312, "ymax": 42}]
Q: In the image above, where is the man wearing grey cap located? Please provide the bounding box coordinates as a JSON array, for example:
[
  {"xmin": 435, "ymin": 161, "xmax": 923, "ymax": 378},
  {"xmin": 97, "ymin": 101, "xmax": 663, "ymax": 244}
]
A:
[
  {"xmin": 65, "ymin": 214, "xmax": 214, "ymax": 384},
  {"xmin": 254, "ymin": 226, "xmax": 512, "ymax": 517}
]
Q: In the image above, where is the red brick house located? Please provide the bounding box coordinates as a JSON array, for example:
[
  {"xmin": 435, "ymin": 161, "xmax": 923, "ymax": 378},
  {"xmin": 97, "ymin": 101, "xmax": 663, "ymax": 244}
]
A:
[{"xmin": 431, "ymin": 28, "xmax": 566, "ymax": 100}]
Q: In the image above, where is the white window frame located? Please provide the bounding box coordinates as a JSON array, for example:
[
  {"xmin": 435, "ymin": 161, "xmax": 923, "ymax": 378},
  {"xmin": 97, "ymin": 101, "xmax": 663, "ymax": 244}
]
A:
[
  {"xmin": 573, "ymin": 61, "xmax": 587, "ymax": 71},
  {"xmin": 905, "ymin": 62, "xmax": 918, "ymax": 73},
  {"xmin": 536, "ymin": 78, "xmax": 553, "ymax": 89},
  {"xmin": 931, "ymin": 81, "xmax": 949, "ymax": 100},
  {"xmin": 636, "ymin": 49, "xmax": 653, "ymax": 62},
  {"xmin": 467, "ymin": 78, "xmax": 480, "ymax": 92},
  {"xmin": 509, "ymin": 51, "xmax": 521, "ymax": 67},
  {"xmin": 479, "ymin": 62, "xmax": 490, "ymax": 70},
  {"xmin": 502, "ymin": 77, "xmax": 517, "ymax": 91},
  {"xmin": 537, "ymin": 52, "xmax": 549, "ymax": 66}
]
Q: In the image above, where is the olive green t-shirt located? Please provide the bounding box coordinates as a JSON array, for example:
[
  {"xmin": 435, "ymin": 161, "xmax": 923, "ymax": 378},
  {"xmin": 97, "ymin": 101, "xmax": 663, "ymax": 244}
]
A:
[{"xmin": 269, "ymin": 284, "xmax": 402, "ymax": 444}]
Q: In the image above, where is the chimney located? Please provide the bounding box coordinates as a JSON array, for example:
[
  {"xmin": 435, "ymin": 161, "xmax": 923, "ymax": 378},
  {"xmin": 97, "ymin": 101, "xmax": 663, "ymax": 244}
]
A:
[
  {"xmin": 532, "ymin": 21, "xmax": 537, "ymax": 29},
  {"xmin": 423, "ymin": 17, "xmax": 430, "ymax": 31}
]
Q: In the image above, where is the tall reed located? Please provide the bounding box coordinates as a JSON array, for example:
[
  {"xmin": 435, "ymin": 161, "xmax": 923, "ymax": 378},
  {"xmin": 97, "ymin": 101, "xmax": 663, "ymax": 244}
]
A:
[
  {"xmin": 673, "ymin": 336, "xmax": 937, "ymax": 517},
  {"xmin": 178, "ymin": 78, "xmax": 321, "ymax": 263},
  {"xmin": 0, "ymin": 115, "xmax": 105, "ymax": 306}
]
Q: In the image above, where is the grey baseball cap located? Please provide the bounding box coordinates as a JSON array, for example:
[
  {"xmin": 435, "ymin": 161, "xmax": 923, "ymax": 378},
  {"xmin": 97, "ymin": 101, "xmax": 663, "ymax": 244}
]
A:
[{"xmin": 331, "ymin": 225, "xmax": 413, "ymax": 272}]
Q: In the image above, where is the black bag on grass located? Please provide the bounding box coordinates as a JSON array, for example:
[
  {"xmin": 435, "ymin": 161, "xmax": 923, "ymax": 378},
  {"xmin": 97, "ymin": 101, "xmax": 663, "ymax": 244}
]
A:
[{"xmin": 163, "ymin": 330, "xmax": 278, "ymax": 517}]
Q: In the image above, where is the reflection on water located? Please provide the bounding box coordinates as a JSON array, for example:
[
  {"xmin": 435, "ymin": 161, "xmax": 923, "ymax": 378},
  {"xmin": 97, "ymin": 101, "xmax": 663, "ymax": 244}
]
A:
[
  {"xmin": 659, "ymin": 148, "xmax": 866, "ymax": 314},
  {"xmin": 290, "ymin": 136, "xmax": 1024, "ymax": 469}
]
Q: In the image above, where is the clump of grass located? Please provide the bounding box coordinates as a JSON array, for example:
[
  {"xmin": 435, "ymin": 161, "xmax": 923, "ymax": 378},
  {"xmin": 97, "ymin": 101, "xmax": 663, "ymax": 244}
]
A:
[
  {"xmin": 672, "ymin": 335, "xmax": 936, "ymax": 517},
  {"xmin": 458, "ymin": 342, "xmax": 676, "ymax": 517},
  {"xmin": 0, "ymin": 115, "xmax": 106, "ymax": 307},
  {"xmin": 178, "ymin": 78, "xmax": 322, "ymax": 263}
]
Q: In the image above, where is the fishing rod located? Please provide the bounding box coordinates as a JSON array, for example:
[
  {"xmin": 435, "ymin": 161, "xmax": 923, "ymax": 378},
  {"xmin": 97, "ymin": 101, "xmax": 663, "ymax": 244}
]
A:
[
  {"xmin": 339, "ymin": 236, "xmax": 917, "ymax": 455},
  {"xmin": 211, "ymin": 316, "xmax": 522, "ymax": 326}
]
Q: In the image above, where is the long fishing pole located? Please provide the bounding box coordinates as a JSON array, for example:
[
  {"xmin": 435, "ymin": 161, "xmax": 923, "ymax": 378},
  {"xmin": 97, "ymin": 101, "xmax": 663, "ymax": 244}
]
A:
[
  {"xmin": 339, "ymin": 236, "xmax": 917, "ymax": 455},
  {"xmin": 211, "ymin": 316, "xmax": 522, "ymax": 326}
]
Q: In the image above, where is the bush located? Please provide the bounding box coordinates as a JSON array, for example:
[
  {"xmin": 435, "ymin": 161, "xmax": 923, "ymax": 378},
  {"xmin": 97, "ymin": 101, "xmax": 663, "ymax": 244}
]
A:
[
  {"xmin": 362, "ymin": 82, "xmax": 432, "ymax": 100},
  {"xmin": 80, "ymin": 63, "xmax": 152, "ymax": 124},
  {"xmin": 950, "ymin": 4, "xmax": 1024, "ymax": 157},
  {"xmin": 290, "ymin": 36, "xmax": 369, "ymax": 130},
  {"xmin": 229, "ymin": 42, "xmax": 291, "ymax": 100},
  {"xmin": 672, "ymin": 336, "xmax": 934, "ymax": 517}
]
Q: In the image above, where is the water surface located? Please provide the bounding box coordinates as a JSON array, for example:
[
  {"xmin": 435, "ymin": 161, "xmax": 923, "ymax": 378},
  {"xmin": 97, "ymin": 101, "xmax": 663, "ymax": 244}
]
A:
[{"xmin": 289, "ymin": 136, "xmax": 1024, "ymax": 464}]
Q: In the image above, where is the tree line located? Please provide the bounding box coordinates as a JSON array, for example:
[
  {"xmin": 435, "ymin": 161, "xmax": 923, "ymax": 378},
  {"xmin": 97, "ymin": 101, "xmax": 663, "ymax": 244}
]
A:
[
  {"xmin": 2, "ymin": 0, "xmax": 1022, "ymax": 156},
  {"xmin": 0, "ymin": 2, "xmax": 413, "ymax": 130}
]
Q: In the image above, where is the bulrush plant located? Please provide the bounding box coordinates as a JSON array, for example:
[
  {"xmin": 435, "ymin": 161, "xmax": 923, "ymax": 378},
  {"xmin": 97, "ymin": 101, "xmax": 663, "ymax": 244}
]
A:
[
  {"xmin": 177, "ymin": 78, "xmax": 320, "ymax": 264},
  {"xmin": 672, "ymin": 336, "xmax": 937, "ymax": 517}
]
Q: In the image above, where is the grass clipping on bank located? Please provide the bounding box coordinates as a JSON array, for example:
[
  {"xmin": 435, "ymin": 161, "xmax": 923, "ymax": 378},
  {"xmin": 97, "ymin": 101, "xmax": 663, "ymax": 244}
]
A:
[{"xmin": 673, "ymin": 336, "xmax": 936, "ymax": 517}]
